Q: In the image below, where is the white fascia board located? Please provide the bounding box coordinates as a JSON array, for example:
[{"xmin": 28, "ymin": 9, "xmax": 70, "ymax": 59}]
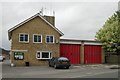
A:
[
  {"xmin": 84, "ymin": 42, "xmax": 102, "ymax": 45},
  {"xmin": 60, "ymin": 41, "xmax": 81, "ymax": 44},
  {"xmin": 60, "ymin": 41, "xmax": 102, "ymax": 45},
  {"xmin": 8, "ymin": 13, "xmax": 64, "ymax": 36}
]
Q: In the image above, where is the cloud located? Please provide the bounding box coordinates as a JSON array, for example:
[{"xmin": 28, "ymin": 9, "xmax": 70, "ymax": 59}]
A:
[
  {"xmin": 56, "ymin": 2, "xmax": 118, "ymax": 39},
  {"xmin": 1, "ymin": 2, "xmax": 118, "ymax": 49}
]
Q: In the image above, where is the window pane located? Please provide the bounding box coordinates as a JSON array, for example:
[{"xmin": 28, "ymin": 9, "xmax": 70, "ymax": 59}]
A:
[
  {"xmin": 20, "ymin": 34, "xmax": 24, "ymax": 37},
  {"xmin": 20, "ymin": 36, "xmax": 24, "ymax": 41},
  {"xmin": 25, "ymin": 35, "xmax": 28, "ymax": 41},
  {"xmin": 46, "ymin": 37, "xmax": 49, "ymax": 43},
  {"xmin": 42, "ymin": 52, "xmax": 49, "ymax": 58},
  {"xmin": 34, "ymin": 35, "xmax": 37, "ymax": 42},
  {"xmin": 38, "ymin": 36, "xmax": 41, "ymax": 42},
  {"xmin": 37, "ymin": 52, "xmax": 40, "ymax": 58},
  {"xmin": 50, "ymin": 36, "xmax": 53, "ymax": 42}
]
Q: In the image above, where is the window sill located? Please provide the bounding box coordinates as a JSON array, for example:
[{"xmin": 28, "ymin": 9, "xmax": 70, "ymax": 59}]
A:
[
  {"xmin": 46, "ymin": 43, "xmax": 54, "ymax": 44},
  {"xmin": 37, "ymin": 58, "xmax": 51, "ymax": 59},
  {"xmin": 19, "ymin": 41, "xmax": 29, "ymax": 43},
  {"xmin": 33, "ymin": 42, "xmax": 42, "ymax": 44}
]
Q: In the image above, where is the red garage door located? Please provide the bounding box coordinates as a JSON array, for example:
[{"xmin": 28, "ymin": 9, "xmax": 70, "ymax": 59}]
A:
[
  {"xmin": 84, "ymin": 45, "xmax": 102, "ymax": 64},
  {"xmin": 60, "ymin": 44, "xmax": 80, "ymax": 64}
]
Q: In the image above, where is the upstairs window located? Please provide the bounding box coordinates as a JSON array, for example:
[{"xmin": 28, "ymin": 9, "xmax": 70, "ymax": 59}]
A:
[
  {"xmin": 19, "ymin": 33, "xmax": 29, "ymax": 43},
  {"xmin": 33, "ymin": 34, "xmax": 42, "ymax": 43},
  {"xmin": 46, "ymin": 35, "xmax": 54, "ymax": 43}
]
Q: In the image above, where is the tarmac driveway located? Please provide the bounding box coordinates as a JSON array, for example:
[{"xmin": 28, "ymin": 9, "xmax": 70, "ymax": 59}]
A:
[{"xmin": 2, "ymin": 60, "xmax": 119, "ymax": 78}]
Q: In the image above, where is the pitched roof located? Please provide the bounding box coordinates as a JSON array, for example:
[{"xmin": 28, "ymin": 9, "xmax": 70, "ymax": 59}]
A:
[{"xmin": 8, "ymin": 13, "xmax": 64, "ymax": 40}]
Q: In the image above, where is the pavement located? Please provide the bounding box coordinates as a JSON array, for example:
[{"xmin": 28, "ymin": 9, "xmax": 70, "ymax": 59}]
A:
[
  {"xmin": 73, "ymin": 64, "xmax": 120, "ymax": 68},
  {"xmin": 1, "ymin": 60, "xmax": 120, "ymax": 78}
]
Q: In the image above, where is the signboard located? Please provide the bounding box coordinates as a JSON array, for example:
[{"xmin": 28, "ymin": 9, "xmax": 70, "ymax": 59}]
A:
[{"xmin": 14, "ymin": 52, "xmax": 24, "ymax": 60}]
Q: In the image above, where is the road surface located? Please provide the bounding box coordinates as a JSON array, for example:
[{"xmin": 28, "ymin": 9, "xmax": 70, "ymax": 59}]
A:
[{"xmin": 2, "ymin": 60, "xmax": 119, "ymax": 78}]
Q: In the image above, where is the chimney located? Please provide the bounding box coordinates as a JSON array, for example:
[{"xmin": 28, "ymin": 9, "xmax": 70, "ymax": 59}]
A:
[{"xmin": 43, "ymin": 16, "xmax": 55, "ymax": 26}]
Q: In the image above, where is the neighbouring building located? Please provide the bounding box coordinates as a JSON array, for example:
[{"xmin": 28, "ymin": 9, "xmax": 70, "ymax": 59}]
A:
[
  {"xmin": 8, "ymin": 12, "xmax": 105, "ymax": 66},
  {"xmin": 0, "ymin": 48, "xmax": 10, "ymax": 60}
]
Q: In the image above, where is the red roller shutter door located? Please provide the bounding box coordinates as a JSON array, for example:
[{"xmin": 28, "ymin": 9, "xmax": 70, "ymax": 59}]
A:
[
  {"xmin": 84, "ymin": 45, "xmax": 102, "ymax": 64},
  {"xmin": 60, "ymin": 44, "xmax": 80, "ymax": 64}
]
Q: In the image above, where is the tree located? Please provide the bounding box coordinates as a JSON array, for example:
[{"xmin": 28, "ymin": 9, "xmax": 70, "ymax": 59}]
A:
[{"xmin": 95, "ymin": 11, "xmax": 120, "ymax": 55}]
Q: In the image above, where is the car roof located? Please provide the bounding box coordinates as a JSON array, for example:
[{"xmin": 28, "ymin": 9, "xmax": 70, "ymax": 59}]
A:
[{"xmin": 58, "ymin": 57, "xmax": 68, "ymax": 60}]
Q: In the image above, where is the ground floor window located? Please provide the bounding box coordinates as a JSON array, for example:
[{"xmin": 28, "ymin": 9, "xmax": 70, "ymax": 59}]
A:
[
  {"xmin": 14, "ymin": 52, "xmax": 24, "ymax": 60},
  {"xmin": 36, "ymin": 51, "xmax": 52, "ymax": 59}
]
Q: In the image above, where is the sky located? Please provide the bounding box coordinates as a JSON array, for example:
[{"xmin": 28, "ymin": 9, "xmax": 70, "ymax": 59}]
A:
[{"xmin": 0, "ymin": 0, "xmax": 119, "ymax": 50}]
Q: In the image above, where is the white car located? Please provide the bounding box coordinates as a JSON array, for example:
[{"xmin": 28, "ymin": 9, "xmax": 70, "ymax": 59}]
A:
[{"xmin": 0, "ymin": 56, "xmax": 3, "ymax": 62}]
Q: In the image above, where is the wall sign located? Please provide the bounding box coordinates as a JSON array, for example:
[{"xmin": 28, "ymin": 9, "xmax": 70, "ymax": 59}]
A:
[{"xmin": 14, "ymin": 52, "xmax": 24, "ymax": 60}]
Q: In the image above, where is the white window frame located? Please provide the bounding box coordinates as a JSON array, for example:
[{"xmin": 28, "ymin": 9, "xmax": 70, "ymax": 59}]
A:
[
  {"xmin": 33, "ymin": 34, "xmax": 42, "ymax": 43},
  {"xmin": 19, "ymin": 33, "xmax": 29, "ymax": 43},
  {"xmin": 36, "ymin": 51, "xmax": 52, "ymax": 59},
  {"xmin": 46, "ymin": 35, "xmax": 54, "ymax": 44}
]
